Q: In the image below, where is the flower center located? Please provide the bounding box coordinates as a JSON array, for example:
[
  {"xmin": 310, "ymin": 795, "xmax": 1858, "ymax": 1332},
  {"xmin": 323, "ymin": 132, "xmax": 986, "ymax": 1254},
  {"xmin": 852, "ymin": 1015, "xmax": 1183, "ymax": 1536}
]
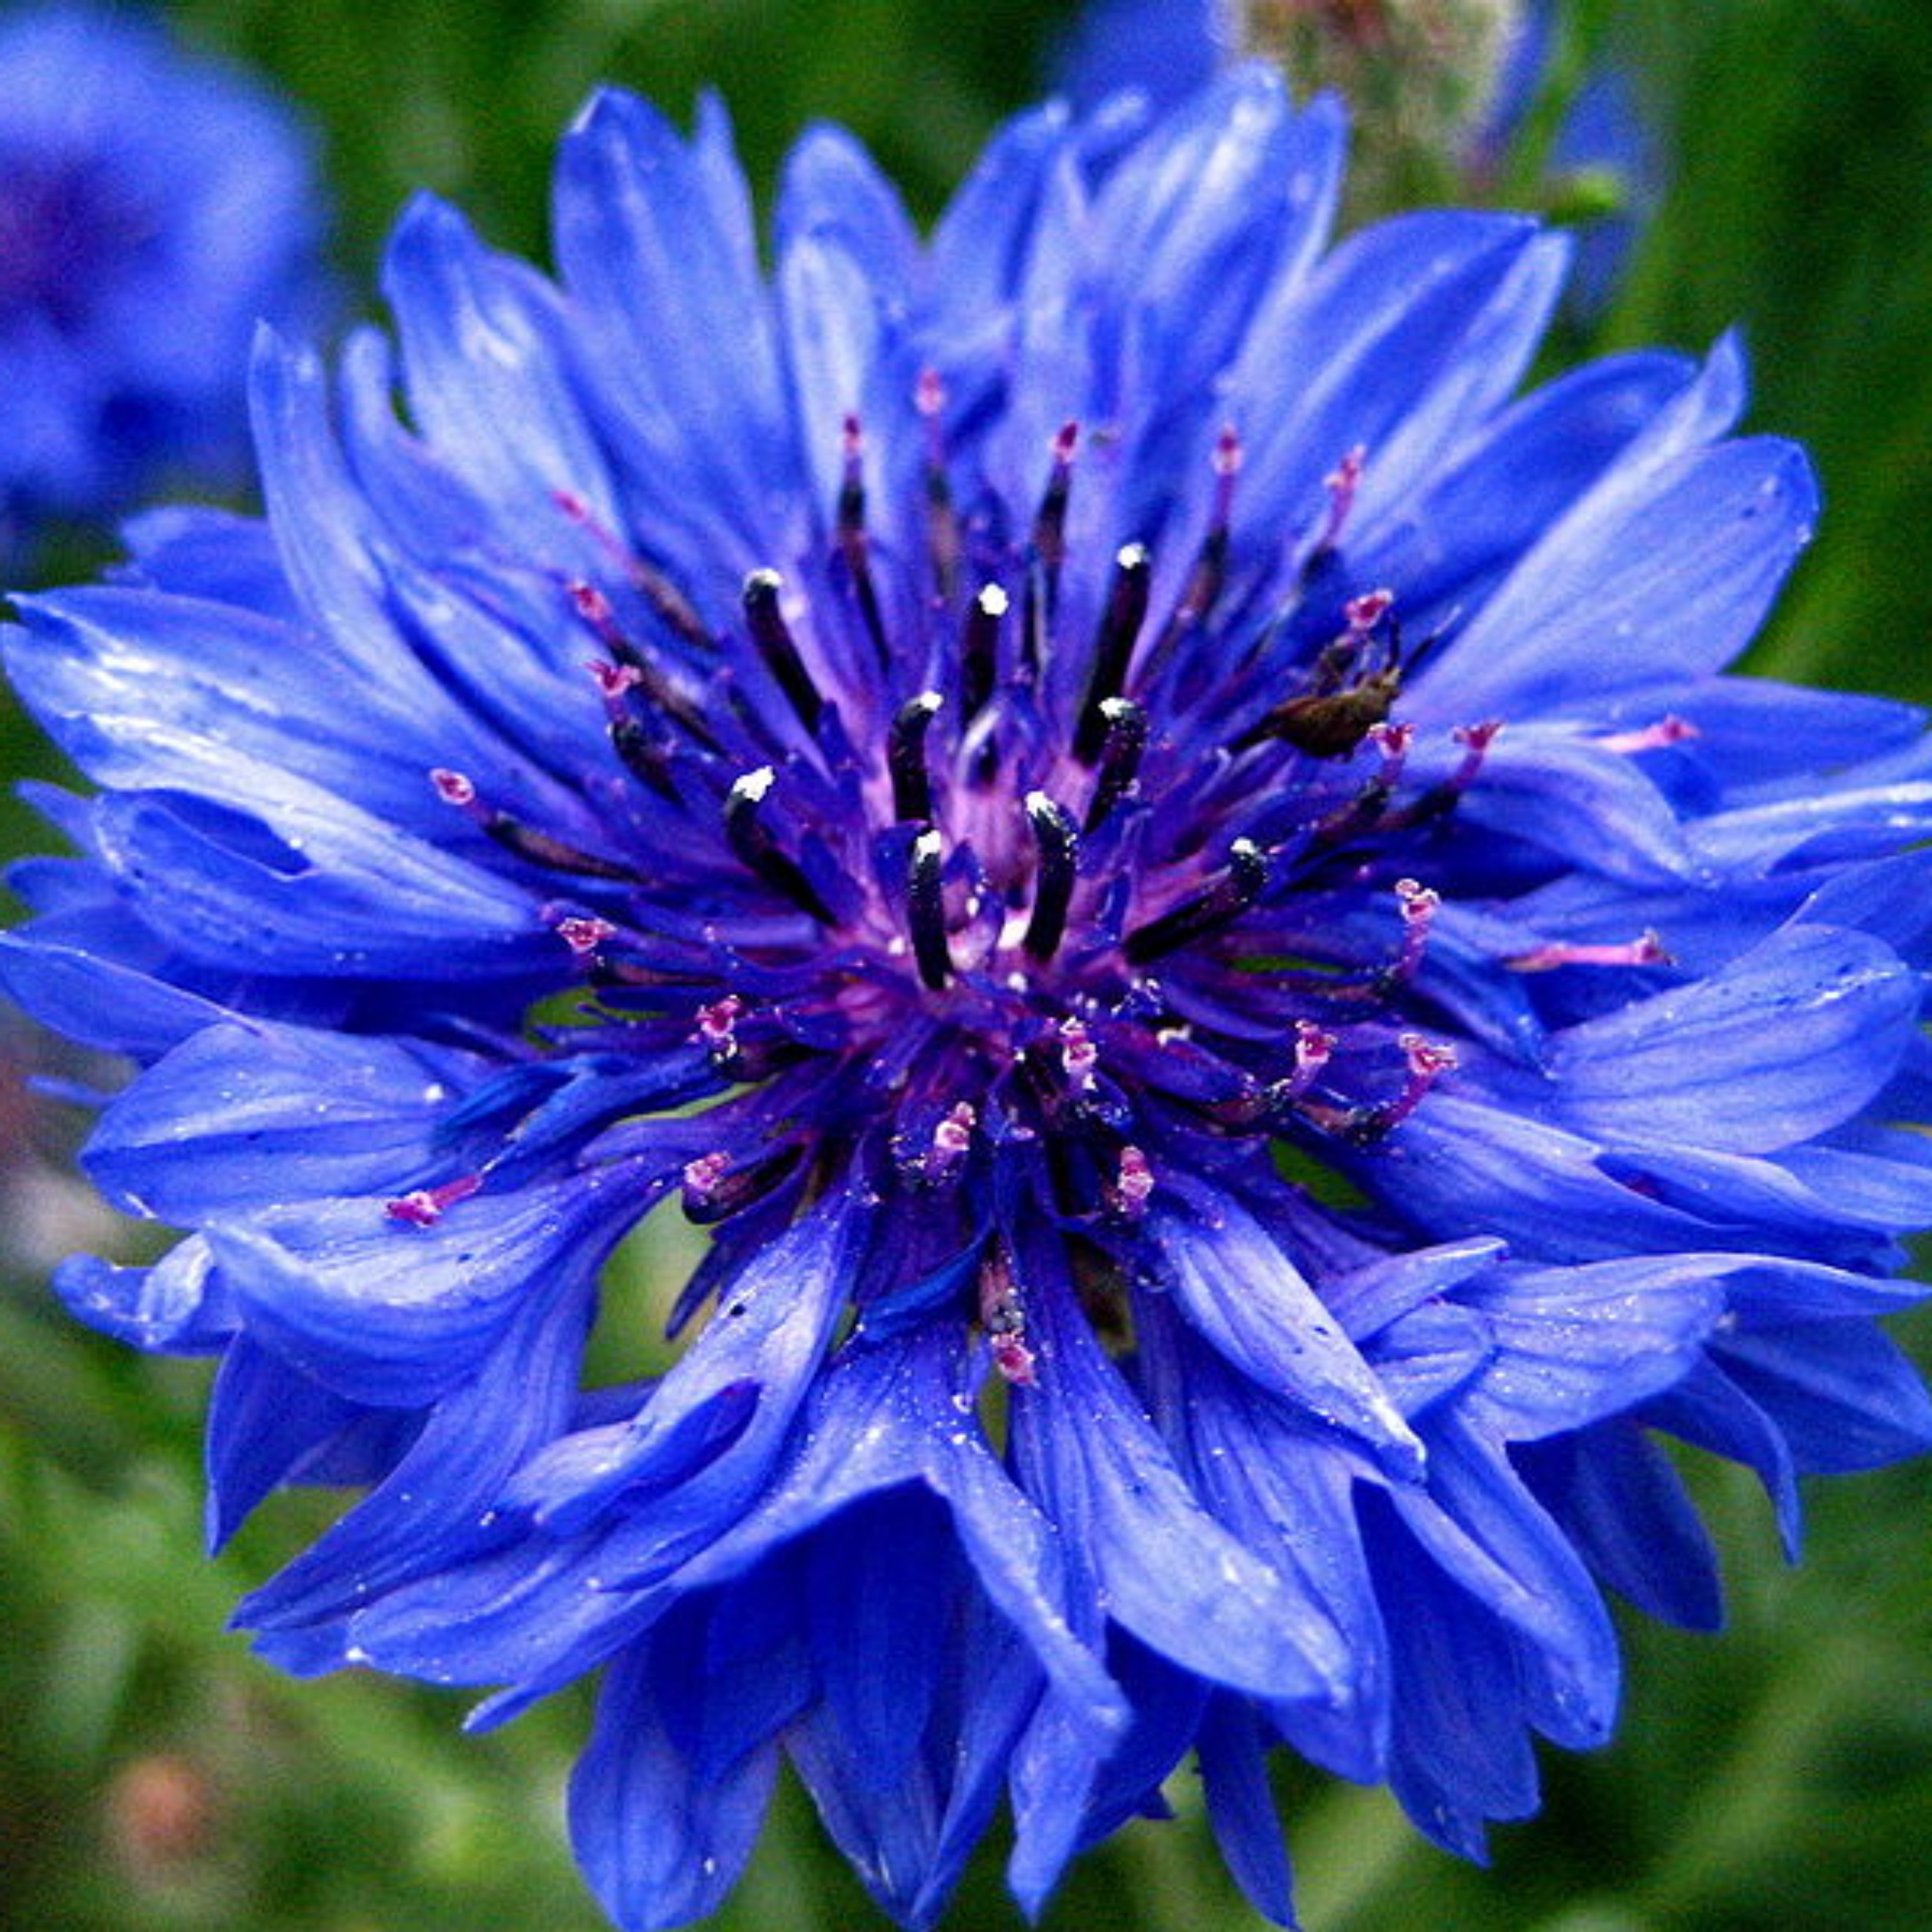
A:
[
  {"xmin": 407, "ymin": 391, "xmax": 1496, "ymax": 1352},
  {"xmin": 0, "ymin": 149, "xmax": 149, "ymax": 329}
]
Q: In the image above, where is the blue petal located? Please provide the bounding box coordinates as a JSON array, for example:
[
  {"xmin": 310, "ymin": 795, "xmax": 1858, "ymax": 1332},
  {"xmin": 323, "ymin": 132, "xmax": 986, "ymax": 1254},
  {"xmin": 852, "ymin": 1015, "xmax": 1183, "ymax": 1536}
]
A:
[
  {"xmin": 1364, "ymin": 1494, "xmax": 1541, "ymax": 1860},
  {"xmin": 586, "ymin": 1192, "xmax": 867, "ymax": 1587},
  {"xmin": 1457, "ymin": 1256, "xmax": 1725, "ymax": 1440},
  {"xmin": 1520, "ymin": 1424, "xmax": 1723, "ymax": 1631},
  {"xmin": 237, "ymin": 1281, "xmax": 593, "ymax": 1640},
  {"xmin": 774, "ymin": 123, "xmax": 919, "ymax": 292},
  {"xmin": 1643, "ymin": 1361, "xmax": 1802, "ymax": 1557},
  {"xmin": 383, "ymin": 196, "xmax": 618, "ymax": 525},
  {"xmin": 1369, "ymin": 1301, "xmax": 1495, "ymax": 1418},
  {"xmin": 794, "ymin": 1571, "xmax": 1048, "ymax": 1932},
  {"xmin": 1150, "ymin": 1178, "xmax": 1424, "ymax": 1478},
  {"xmin": 1229, "ymin": 213, "xmax": 1553, "ymax": 552},
  {"xmin": 667, "ymin": 1321, "xmax": 1128, "ymax": 1737},
  {"xmin": 0, "ymin": 930, "xmax": 230, "ymax": 1056},
  {"xmin": 1691, "ymin": 775, "xmax": 1932, "ymax": 873},
  {"xmin": 1348, "ymin": 349, "xmax": 1697, "ymax": 618},
  {"xmin": 118, "ymin": 505, "xmax": 303, "ymax": 622},
  {"xmin": 552, "ymin": 89, "xmax": 795, "ymax": 568},
  {"xmin": 211, "ymin": 1166, "xmax": 639, "ymax": 1407},
  {"xmin": 1364, "ymin": 1095, "xmax": 1724, "ymax": 1262},
  {"xmin": 805, "ymin": 1492, "xmax": 953, "ymax": 1794},
  {"xmin": 1136, "ymin": 1295, "xmax": 1384, "ymax": 1780},
  {"xmin": 1068, "ymin": 1633, "xmax": 1205, "ymax": 1848},
  {"xmin": 204, "ymin": 1336, "xmax": 414, "ymax": 1551},
  {"xmin": 1386, "ymin": 1418, "xmax": 1618, "ymax": 1750},
  {"xmin": 1717, "ymin": 1323, "xmax": 1932, "ymax": 1473},
  {"xmin": 1007, "ymin": 1221, "xmax": 1337, "ymax": 1705},
  {"xmin": 88, "ymin": 780, "xmax": 549, "ymax": 980},
  {"xmin": 570, "ymin": 1633, "xmax": 780, "ymax": 1932},
  {"xmin": 1198, "ymin": 1694, "xmax": 1298, "ymax": 1928},
  {"xmin": 1549, "ymin": 922, "xmax": 1919, "ymax": 1154},
  {"xmin": 55, "ymin": 1236, "xmax": 232, "ymax": 1355},
  {"xmin": 1322, "ymin": 1235, "xmax": 1509, "ymax": 1339},
  {"xmin": 1449, "ymin": 730, "xmax": 1695, "ymax": 883},
  {"xmin": 1421, "ymin": 426, "xmax": 1815, "ymax": 719},
  {"xmin": 1589, "ymin": 1144, "xmax": 1910, "ymax": 1271},
  {"xmin": 248, "ymin": 331, "xmax": 456, "ymax": 704},
  {"xmin": 5, "ymin": 587, "xmax": 445, "ymax": 834},
  {"xmin": 83, "ymin": 1018, "xmax": 474, "ymax": 1222},
  {"xmin": 500, "ymin": 1381, "xmax": 758, "ymax": 1531},
  {"xmin": 778, "ymin": 227, "xmax": 900, "ymax": 533},
  {"xmin": 788, "ymin": 1505, "xmax": 999, "ymax": 1925},
  {"xmin": 929, "ymin": 100, "xmax": 1073, "ymax": 317},
  {"xmin": 1086, "ymin": 68, "xmax": 1322, "ymax": 409}
]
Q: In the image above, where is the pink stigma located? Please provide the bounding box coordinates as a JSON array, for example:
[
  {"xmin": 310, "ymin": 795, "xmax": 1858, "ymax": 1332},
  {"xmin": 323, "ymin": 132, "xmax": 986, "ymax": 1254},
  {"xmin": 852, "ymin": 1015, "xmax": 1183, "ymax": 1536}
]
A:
[
  {"xmin": 1508, "ymin": 930, "xmax": 1673, "ymax": 972},
  {"xmin": 588, "ymin": 658, "xmax": 642, "ymax": 701},
  {"xmin": 681, "ymin": 1152, "xmax": 731, "ymax": 1208},
  {"xmin": 1110, "ymin": 1144, "xmax": 1155, "ymax": 1219},
  {"xmin": 1345, "ymin": 587, "xmax": 1394, "ymax": 633},
  {"xmin": 1288, "ymin": 1019, "xmax": 1336, "ymax": 1096},
  {"xmin": 385, "ymin": 1174, "xmax": 483, "ymax": 1226},
  {"xmin": 558, "ymin": 915, "xmax": 617, "ymax": 956},
  {"xmin": 1596, "ymin": 715, "xmax": 1700, "ymax": 755},
  {"xmin": 1059, "ymin": 1017, "xmax": 1099, "ymax": 1093},
  {"xmin": 1320, "ymin": 444, "xmax": 1367, "ymax": 547},
  {"xmin": 695, "ymin": 995, "xmax": 743, "ymax": 1048}
]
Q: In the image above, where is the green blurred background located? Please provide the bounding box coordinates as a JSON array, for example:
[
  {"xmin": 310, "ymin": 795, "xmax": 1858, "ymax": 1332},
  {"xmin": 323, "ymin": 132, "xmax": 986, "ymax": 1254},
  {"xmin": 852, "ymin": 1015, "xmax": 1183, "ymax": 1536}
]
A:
[{"xmin": 3, "ymin": 1, "xmax": 1932, "ymax": 1928}]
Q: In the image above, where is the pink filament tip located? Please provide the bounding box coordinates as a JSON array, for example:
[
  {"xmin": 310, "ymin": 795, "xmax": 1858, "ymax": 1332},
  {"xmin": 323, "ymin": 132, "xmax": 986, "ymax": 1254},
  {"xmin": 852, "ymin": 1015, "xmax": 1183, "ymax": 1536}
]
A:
[
  {"xmin": 695, "ymin": 995, "xmax": 743, "ymax": 1045},
  {"xmin": 558, "ymin": 915, "xmax": 616, "ymax": 956},
  {"xmin": 933, "ymin": 1101, "xmax": 976, "ymax": 1158},
  {"xmin": 431, "ymin": 767, "xmax": 477, "ymax": 808},
  {"xmin": 1344, "ymin": 587, "xmax": 1394, "ymax": 632},
  {"xmin": 1596, "ymin": 715, "xmax": 1701, "ymax": 755},
  {"xmin": 588, "ymin": 657, "xmax": 642, "ymax": 700},
  {"xmin": 1289, "ymin": 1019, "xmax": 1336, "ymax": 1095},
  {"xmin": 1059, "ymin": 1018, "xmax": 1099, "ymax": 1090},
  {"xmin": 1111, "ymin": 1144, "xmax": 1155, "ymax": 1218},
  {"xmin": 1507, "ymin": 930, "xmax": 1673, "ymax": 972},
  {"xmin": 1402, "ymin": 1034, "xmax": 1458, "ymax": 1079},
  {"xmin": 1395, "ymin": 877, "xmax": 1439, "ymax": 926},
  {"xmin": 385, "ymin": 1174, "xmax": 482, "ymax": 1226},
  {"xmin": 991, "ymin": 1334, "xmax": 1038, "ymax": 1387},
  {"xmin": 682, "ymin": 1152, "xmax": 731, "ymax": 1203},
  {"xmin": 1369, "ymin": 720, "xmax": 1413, "ymax": 766}
]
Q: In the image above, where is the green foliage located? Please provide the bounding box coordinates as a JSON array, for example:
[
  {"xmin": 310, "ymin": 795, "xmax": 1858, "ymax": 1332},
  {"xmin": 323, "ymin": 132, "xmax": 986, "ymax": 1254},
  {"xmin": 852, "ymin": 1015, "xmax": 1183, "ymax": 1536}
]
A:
[{"xmin": 4, "ymin": 3, "xmax": 1932, "ymax": 1928}]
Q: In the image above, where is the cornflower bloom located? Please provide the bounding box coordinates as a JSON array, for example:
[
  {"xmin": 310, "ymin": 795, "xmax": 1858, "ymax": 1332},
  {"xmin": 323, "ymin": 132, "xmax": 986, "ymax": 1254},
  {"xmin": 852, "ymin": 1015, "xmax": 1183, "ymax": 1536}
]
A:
[
  {"xmin": 7, "ymin": 65, "xmax": 1932, "ymax": 1931},
  {"xmin": 0, "ymin": 4, "xmax": 328, "ymax": 565}
]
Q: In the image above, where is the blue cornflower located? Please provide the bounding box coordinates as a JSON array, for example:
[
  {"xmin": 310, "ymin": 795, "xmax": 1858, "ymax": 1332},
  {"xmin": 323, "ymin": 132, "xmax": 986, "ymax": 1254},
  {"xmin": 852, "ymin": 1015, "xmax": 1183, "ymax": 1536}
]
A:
[
  {"xmin": 7, "ymin": 67, "xmax": 1932, "ymax": 1931},
  {"xmin": 0, "ymin": 4, "xmax": 329, "ymax": 567}
]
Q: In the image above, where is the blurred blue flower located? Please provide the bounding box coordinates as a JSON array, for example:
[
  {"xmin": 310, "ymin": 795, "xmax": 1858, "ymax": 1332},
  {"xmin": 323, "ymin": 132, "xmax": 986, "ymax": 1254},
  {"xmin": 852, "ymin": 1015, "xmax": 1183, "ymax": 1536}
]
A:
[
  {"xmin": 0, "ymin": 4, "xmax": 329, "ymax": 566},
  {"xmin": 7, "ymin": 66, "xmax": 1932, "ymax": 1932}
]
